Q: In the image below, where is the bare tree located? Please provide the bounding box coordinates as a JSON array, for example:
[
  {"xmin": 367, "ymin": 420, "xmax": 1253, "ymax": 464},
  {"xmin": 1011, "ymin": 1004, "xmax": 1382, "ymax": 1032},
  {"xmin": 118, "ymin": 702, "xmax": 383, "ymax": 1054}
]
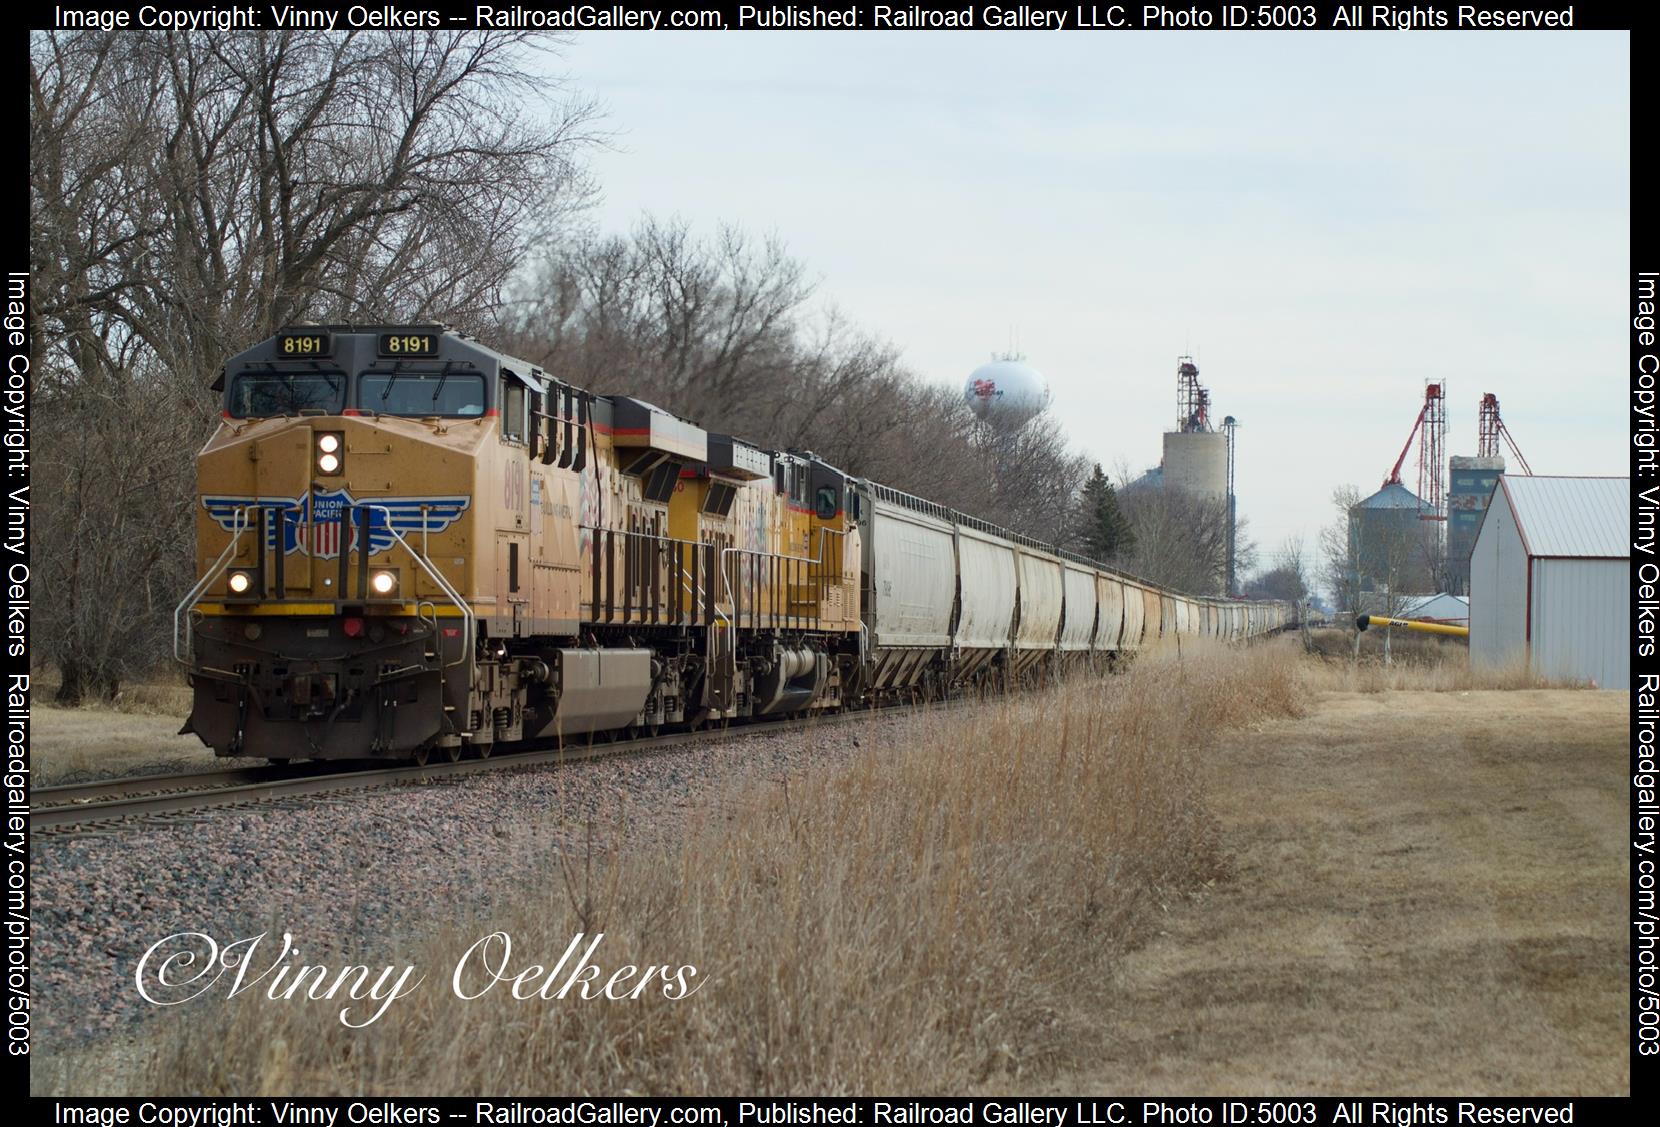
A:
[
  {"xmin": 33, "ymin": 361, "xmax": 201, "ymax": 702},
  {"xmin": 504, "ymin": 218, "xmax": 807, "ymax": 421},
  {"xmin": 1242, "ymin": 535, "xmax": 1309, "ymax": 602},
  {"xmin": 1115, "ymin": 484, "xmax": 1241, "ymax": 595},
  {"xmin": 30, "ymin": 30, "xmax": 600, "ymax": 700},
  {"xmin": 503, "ymin": 218, "xmax": 1092, "ymax": 546},
  {"xmin": 966, "ymin": 414, "xmax": 1090, "ymax": 544},
  {"xmin": 1318, "ymin": 485, "xmax": 1364, "ymax": 618}
]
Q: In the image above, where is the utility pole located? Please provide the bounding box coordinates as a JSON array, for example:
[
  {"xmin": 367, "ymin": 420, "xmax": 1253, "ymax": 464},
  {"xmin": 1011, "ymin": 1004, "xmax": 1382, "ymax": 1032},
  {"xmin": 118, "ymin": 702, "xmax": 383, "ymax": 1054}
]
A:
[{"xmin": 1223, "ymin": 415, "xmax": 1239, "ymax": 596}]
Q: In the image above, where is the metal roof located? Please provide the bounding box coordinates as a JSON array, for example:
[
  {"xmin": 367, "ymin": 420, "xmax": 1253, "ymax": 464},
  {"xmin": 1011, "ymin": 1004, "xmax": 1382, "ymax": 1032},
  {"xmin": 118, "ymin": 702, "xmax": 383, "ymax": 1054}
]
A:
[
  {"xmin": 1358, "ymin": 482, "xmax": 1433, "ymax": 511},
  {"xmin": 1494, "ymin": 476, "xmax": 1629, "ymax": 558}
]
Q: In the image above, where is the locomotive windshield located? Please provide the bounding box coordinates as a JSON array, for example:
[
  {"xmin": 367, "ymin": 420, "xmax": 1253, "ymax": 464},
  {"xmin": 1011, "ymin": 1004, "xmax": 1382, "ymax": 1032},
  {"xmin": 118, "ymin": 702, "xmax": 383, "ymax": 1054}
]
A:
[
  {"xmin": 359, "ymin": 370, "xmax": 486, "ymax": 417},
  {"xmin": 227, "ymin": 371, "xmax": 346, "ymax": 417}
]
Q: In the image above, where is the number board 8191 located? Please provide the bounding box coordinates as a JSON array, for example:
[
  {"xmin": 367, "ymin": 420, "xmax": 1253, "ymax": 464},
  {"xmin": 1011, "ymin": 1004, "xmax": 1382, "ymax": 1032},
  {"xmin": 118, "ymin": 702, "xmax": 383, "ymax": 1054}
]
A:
[
  {"xmin": 276, "ymin": 330, "xmax": 330, "ymax": 357},
  {"xmin": 378, "ymin": 333, "xmax": 440, "ymax": 358}
]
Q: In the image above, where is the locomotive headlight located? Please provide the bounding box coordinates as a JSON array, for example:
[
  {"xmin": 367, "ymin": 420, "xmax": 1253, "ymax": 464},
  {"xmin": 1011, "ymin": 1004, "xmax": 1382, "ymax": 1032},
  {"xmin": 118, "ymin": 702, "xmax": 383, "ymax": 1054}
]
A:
[
  {"xmin": 369, "ymin": 569, "xmax": 399, "ymax": 596},
  {"xmin": 227, "ymin": 569, "xmax": 254, "ymax": 595},
  {"xmin": 315, "ymin": 432, "xmax": 344, "ymax": 476}
]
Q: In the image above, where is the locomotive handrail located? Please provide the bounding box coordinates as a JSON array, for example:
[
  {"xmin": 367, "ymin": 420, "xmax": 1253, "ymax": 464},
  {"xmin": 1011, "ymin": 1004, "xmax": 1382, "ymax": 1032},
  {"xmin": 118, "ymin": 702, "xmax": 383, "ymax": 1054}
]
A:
[
  {"xmin": 579, "ymin": 525, "xmax": 701, "ymax": 550},
  {"xmin": 174, "ymin": 506, "xmax": 251, "ymax": 665},
  {"xmin": 360, "ymin": 504, "xmax": 473, "ymax": 670},
  {"xmin": 580, "ymin": 524, "xmax": 712, "ymax": 627},
  {"xmin": 714, "ymin": 526, "xmax": 846, "ymax": 631},
  {"xmin": 705, "ymin": 527, "xmax": 849, "ymax": 714}
]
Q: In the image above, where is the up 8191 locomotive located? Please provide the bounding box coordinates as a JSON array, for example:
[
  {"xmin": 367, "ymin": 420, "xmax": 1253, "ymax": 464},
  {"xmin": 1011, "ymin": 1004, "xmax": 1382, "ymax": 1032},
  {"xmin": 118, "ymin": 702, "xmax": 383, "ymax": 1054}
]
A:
[{"xmin": 177, "ymin": 325, "xmax": 1289, "ymax": 762}]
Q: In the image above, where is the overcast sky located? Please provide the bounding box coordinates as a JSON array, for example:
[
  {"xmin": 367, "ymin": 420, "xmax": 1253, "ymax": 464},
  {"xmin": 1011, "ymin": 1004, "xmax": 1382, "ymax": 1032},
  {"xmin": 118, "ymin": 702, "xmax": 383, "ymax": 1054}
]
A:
[{"xmin": 548, "ymin": 30, "xmax": 1629, "ymax": 583}]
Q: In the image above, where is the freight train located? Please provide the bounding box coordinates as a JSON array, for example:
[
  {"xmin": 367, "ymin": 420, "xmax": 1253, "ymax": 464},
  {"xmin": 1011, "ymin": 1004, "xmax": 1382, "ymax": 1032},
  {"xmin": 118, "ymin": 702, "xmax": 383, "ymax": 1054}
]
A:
[{"xmin": 176, "ymin": 325, "xmax": 1290, "ymax": 762}]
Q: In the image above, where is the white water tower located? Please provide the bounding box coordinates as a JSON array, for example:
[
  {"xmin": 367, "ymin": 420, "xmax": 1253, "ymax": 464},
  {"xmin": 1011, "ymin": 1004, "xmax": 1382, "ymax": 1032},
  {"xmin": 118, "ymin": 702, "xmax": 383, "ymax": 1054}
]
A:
[{"xmin": 964, "ymin": 354, "xmax": 1051, "ymax": 428}]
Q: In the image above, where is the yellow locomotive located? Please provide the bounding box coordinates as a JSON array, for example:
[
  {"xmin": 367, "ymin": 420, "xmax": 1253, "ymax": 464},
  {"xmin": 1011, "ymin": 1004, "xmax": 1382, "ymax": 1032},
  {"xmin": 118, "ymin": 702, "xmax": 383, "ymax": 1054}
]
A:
[
  {"xmin": 179, "ymin": 325, "xmax": 860, "ymax": 761},
  {"xmin": 177, "ymin": 325, "xmax": 1288, "ymax": 762}
]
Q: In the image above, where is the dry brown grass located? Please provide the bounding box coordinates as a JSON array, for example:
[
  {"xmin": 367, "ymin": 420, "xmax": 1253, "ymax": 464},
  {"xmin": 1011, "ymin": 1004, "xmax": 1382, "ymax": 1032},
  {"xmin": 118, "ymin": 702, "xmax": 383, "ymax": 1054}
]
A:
[
  {"xmin": 1038, "ymin": 686, "xmax": 1629, "ymax": 1095},
  {"xmin": 31, "ymin": 695, "xmax": 215, "ymax": 786},
  {"xmin": 1304, "ymin": 625, "xmax": 1465, "ymax": 666},
  {"xmin": 86, "ymin": 643, "xmax": 1303, "ymax": 1096},
  {"xmin": 32, "ymin": 668, "xmax": 194, "ymax": 716},
  {"xmin": 1297, "ymin": 628, "xmax": 1580, "ymax": 694}
]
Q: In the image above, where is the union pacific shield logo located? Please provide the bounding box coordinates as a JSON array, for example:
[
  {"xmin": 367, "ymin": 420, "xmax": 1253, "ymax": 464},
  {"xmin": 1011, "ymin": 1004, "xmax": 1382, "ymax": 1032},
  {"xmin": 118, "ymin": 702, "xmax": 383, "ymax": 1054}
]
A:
[{"xmin": 202, "ymin": 489, "xmax": 470, "ymax": 560}]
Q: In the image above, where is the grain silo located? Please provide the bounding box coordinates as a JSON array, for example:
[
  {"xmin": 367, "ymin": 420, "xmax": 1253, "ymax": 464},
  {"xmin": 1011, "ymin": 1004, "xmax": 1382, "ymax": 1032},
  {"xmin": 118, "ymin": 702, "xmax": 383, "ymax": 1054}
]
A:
[
  {"xmin": 1162, "ymin": 358, "xmax": 1230, "ymax": 502},
  {"xmin": 1152, "ymin": 356, "xmax": 1237, "ymax": 591},
  {"xmin": 1350, "ymin": 482, "xmax": 1439, "ymax": 596},
  {"xmin": 1162, "ymin": 430, "xmax": 1229, "ymax": 502}
]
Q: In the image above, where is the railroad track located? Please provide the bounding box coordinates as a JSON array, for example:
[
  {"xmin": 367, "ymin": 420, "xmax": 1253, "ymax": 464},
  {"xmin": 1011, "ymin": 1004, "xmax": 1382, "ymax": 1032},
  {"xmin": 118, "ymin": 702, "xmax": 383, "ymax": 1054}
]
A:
[
  {"xmin": 31, "ymin": 638, "xmax": 1296, "ymax": 834},
  {"xmin": 31, "ymin": 760, "xmax": 359, "ymax": 809},
  {"xmin": 30, "ymin": 706, "xmax": 933, "ymax": 833}
]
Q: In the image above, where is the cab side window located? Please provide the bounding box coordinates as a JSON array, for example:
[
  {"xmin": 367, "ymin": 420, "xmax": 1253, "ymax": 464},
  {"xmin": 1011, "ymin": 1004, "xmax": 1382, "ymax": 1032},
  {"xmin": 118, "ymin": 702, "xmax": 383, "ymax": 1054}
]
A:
[
  {"xmin": 501, "ymin": 378, "xmax": 525, "ymax": 443},
  {"xmin": 815, "ymin": 485, "xmax": 839, "ymax": 520}
]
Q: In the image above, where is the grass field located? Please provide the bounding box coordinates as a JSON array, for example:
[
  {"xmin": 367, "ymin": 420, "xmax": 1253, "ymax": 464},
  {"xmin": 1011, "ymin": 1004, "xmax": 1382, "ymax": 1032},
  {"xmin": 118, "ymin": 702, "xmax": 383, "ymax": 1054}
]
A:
[
  {"xmin": 30, "ymin": 681, "xmax": 215, "ymax": 785},
  {"xmin": 1036, "ymin": 686, "xmax": 1628, "ymax": 1096}
]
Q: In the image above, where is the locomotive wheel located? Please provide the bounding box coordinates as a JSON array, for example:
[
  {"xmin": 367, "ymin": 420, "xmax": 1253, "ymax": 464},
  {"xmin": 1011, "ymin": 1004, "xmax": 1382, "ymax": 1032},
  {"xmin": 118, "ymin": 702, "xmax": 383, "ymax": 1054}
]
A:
[
  {"xmin": 410, "ymin": 747, "xmax": 430, "ymax": 767},
  {"xmin": 475, "ymin": 743, "xmax": 493, "ymax": 760},
  {"xmin": 443, "ymin": 745, "xmax": 461, "ymax": 763}
]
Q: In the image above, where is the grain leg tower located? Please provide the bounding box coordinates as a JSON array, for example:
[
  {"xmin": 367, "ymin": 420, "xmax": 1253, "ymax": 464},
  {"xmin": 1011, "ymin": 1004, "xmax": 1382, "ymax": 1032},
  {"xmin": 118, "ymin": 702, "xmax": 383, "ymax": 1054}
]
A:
[
  {"xmin": 1161, "ymin": 358, "xmax": 1231, "ymax": 502},
  {"xmin": 1160, "ymin": 356, "xmax": 1235, "ymax": 591}
]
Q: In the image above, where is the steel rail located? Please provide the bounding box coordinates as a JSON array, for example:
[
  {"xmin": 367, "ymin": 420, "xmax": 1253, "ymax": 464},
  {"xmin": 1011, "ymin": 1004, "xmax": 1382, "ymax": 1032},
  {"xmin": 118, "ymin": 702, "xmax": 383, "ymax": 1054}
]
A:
[
  {"xmin": 29, "ymin": 703, "xmax": 953, "ymax": 833},
  {"xmin": 30, "ymin": 759, "xmax": 378, "ymax": 810}
]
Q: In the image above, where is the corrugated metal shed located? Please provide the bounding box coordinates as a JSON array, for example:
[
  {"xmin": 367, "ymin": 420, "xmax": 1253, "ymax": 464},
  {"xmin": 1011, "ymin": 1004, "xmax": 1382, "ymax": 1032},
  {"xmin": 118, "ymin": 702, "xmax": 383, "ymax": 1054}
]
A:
[
  {"xmin": 1469, "ymin": 475, "xmax": 1629, "ymax": 687},
  {"xmin": 1470, "ymin": 498, "xmax": 1528, "ymax": 667},
  {"xmin": 1485, "ymin": 476, "xmax": 1628, "ymax": 558},
  {"xmin": 1398, "ymin": 593, "xmax": 1469, "ymax": 622}
]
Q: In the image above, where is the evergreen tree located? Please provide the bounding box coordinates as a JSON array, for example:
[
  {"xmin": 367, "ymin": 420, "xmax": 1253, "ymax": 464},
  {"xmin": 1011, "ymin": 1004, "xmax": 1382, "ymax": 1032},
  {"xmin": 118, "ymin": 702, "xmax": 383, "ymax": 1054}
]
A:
[{"xmin": 1078, "ymin": 464, "xmax": 1135, "ymax": 561}]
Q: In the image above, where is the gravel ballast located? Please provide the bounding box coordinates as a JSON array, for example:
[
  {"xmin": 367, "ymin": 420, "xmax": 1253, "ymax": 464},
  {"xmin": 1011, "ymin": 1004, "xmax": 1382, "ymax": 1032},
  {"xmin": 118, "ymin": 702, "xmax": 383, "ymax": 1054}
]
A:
[{"xmin": 29, "ymin": 709, "xmax": 929, "ymax": 1052}]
